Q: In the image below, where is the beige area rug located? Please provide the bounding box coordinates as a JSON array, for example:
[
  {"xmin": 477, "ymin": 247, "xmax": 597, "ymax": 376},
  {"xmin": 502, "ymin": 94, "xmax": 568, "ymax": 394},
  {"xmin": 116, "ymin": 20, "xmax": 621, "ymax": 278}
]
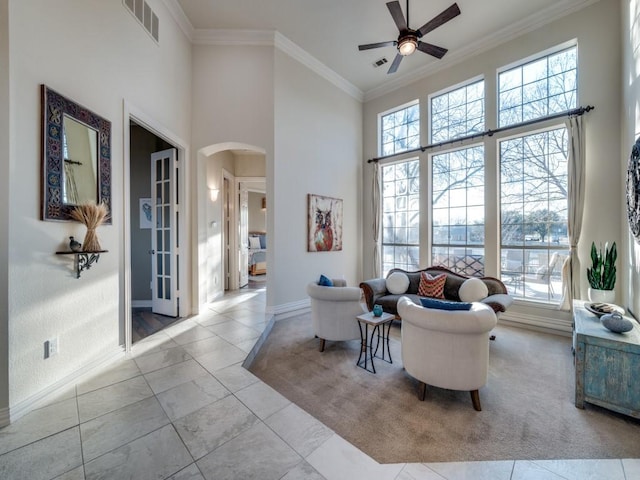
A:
[{"xmin": 248, "ymin": 314, "xmax": 640, "ymax": 464}]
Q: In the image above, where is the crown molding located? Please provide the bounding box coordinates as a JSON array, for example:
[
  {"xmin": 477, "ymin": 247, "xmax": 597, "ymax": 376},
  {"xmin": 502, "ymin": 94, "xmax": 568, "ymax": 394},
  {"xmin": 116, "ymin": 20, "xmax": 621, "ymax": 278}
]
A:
[
  {"xmin": 192, "ymin": 28, "xmax": 276, "ymax": 46},
  {"xmin": 363, "ymin": 0, "xmax": 600, "ymax": 102},
  {"xmin": 189, "ymin": 28, "xmax": 363, "ymax": 101},
  {"xmin": 160, "ymin": 1, "xmax": 362, "ymax": 101},
  {"xmin": 160, "ymin": 0, "xmax": 195, "ymax": 41},
  {"xmin": 161, "ymin": 0, "xmax": 595, "ymax": 104},
  {"xmin": 273, "ymin": 32, "xmax": 363, "ymax": 102}
]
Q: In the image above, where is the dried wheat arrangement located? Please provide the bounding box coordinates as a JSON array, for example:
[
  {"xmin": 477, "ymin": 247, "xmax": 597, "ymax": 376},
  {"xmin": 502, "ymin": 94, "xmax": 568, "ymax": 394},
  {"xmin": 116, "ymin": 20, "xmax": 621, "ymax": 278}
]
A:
[{"xmin": 70, "ymin": 202, "xmax": 110, "ymax": 252}]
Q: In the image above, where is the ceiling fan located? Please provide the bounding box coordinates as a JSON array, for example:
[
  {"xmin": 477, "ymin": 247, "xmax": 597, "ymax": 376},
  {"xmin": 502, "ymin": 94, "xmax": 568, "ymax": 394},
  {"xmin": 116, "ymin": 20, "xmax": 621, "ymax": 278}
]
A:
[{"xmin": 358, "ymin": 1, "xmax": 461, "ymax": 74}]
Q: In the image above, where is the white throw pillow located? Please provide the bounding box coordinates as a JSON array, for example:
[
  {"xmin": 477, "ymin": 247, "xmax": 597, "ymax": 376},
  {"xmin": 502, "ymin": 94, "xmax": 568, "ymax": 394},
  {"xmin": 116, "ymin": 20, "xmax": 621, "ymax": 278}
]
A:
[
  {"xmin": 249, "ymin": 236, "xmax": 261, "ymax": 249},
  {"xmin": 459, "ymin": 277, "xmax": 489, "ymax": 302},
  {"xmin": 386, "ymin": 272, "xmax": 410, "ymax": 294}
]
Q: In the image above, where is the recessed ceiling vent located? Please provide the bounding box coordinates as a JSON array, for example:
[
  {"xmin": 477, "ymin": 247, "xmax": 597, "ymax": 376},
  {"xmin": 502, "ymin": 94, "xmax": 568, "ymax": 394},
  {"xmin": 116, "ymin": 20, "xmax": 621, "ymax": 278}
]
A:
[
  {"xmin": 123, "ymin": 0, "xmax": 159, "ymax": 43},
  {"xmin": 373, "ymin": 58, "xmax": 388, "ymax": 68}
]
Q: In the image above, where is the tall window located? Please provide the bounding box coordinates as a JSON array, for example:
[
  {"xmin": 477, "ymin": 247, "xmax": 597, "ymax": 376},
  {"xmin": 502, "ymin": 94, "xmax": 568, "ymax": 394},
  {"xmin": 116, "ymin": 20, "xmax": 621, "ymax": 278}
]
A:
[
  {"xmin": 430, "ymin": 80, "xmax": 485, "ymax": 276},
  {"xmin": 431, "ymin": 79, "xmax": 484, "ymax": 143},
  {"xmin": 381, "ymin": 160, "xmax": 420, "ymax": 275},
  {"xmin": 498, "ymin": 46, "xmax": 577, "ymax": 127},
  {"xmin": 432, "ymin": 147, "xmax": 485, "ymax": 275},
  {"xmin": 498, "ymin": 46, "xmax": 575, "ymax": 302},
  {"xmin": 375, "ymin": 43, "xmax": 578, "ymax": 308},
  {"xmin": 500, "ymin": 128, "xmax": 569, "ymax": 302},
  {"xmin": 380, "ymin": 102, "xmax": 420, "ymax": 156}
]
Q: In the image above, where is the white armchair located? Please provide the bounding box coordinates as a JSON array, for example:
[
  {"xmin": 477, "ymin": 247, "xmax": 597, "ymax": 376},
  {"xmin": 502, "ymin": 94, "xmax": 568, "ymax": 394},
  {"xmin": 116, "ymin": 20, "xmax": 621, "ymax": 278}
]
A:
[
  {"xmin": 307, "ymin": 279, "xmax": 366, "ymax": 352},
  {"xmin": 397, "ymin": 296, "xmax": 497, "ymax": 411}
]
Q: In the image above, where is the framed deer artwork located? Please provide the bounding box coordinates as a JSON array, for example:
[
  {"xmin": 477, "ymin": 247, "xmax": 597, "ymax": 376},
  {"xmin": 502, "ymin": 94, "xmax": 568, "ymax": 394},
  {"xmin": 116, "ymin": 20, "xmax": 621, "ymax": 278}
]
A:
[{"xmin": 307, "ymin": 194, "xmax": 343, "ymax": 252}]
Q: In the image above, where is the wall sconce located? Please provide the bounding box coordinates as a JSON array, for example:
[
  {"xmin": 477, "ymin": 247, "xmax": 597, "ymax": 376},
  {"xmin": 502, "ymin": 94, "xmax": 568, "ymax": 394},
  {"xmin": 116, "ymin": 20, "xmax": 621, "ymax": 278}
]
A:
[
  {"xmin": 209, "ymin": 188, "xmax": 219, "ymax": 202},
  {"xmin": 261, "ymin": 197, "xmax": 266, "ymax": 211}
]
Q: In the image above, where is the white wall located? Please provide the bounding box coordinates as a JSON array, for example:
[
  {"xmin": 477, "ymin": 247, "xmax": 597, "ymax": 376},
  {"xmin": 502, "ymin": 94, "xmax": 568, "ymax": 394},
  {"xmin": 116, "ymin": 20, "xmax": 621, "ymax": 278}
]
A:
[
  {"xmin": 7, "ymin": 0, "xmax": 191, "ymax": 410},
  {"xmin": 362, "ymin": 0, "xmax": 622, "ymax": 328},
  {"xmin": 0, "ymin": 0, "xmax": 10, "ymax": 421},
  {"xmin": 273, "ymin": 50, "xmax": 363, "ymax": 307},
  {"xmin": 192, "ymin": 44, "xmax": 275, "ymax": 307},
  {"xmin": 622, "ymin": 0, "xmax": 640, "ymax": 319},
  {"xmin": 192, "ymin": 43, "xmax": 362, "ymax": 311},
  {"xmin": 248, "ymin": 192, "xmax": 267, "ymax": 233}
]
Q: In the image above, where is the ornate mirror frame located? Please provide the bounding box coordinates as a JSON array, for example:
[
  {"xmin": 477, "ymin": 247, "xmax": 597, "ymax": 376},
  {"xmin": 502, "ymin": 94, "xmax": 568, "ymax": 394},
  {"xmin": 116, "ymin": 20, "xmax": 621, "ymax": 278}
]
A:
[
  {"xmin": 41, "ymin": 85, "xmax": 112, "ymax": 223},
  {"xmin": 626, "ymin": 137, "xmax": 640, "ymax": 243}
]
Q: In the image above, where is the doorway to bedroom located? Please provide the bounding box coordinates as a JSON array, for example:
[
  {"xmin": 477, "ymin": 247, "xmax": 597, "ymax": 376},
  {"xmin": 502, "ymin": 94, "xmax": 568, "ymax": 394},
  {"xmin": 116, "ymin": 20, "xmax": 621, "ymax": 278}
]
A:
[{"xmin": 239, "ymin": 180, "xmax": 267, "ymax": 289}]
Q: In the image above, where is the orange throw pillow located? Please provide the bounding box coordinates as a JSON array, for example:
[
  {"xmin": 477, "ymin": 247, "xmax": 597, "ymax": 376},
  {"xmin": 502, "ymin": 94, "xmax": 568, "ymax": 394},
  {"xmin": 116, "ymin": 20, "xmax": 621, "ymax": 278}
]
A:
[{"xmin": 418, "ymin": 272, "xmax": 446, "ymax": 299}]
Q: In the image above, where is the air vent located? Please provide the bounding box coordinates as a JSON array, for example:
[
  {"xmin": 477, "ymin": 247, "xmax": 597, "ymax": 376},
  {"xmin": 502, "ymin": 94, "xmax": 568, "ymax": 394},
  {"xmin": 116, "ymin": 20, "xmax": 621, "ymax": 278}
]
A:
[
  {"xmin": 373, "ymin": 58, "xmax": 388, "ymax": 68},
  {"xmin": 123, "ymin": 0, "xmax": 159, "ymax": 43}
]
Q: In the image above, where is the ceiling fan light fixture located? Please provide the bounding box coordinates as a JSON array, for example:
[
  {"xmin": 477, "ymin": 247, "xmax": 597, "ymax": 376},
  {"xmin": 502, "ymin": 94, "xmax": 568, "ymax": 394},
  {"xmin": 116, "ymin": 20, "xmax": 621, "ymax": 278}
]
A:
[{"xmin": 398, "ymin": 35, "xmax": 417, "ymax": 56}]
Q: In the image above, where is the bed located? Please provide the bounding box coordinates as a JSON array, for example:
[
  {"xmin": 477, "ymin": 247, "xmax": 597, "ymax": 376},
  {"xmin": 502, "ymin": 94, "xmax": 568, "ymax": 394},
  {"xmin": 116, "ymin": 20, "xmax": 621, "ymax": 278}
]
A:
[{"xmin": 248, "ymin": 232, "xmax": 267, "ymax": 275}]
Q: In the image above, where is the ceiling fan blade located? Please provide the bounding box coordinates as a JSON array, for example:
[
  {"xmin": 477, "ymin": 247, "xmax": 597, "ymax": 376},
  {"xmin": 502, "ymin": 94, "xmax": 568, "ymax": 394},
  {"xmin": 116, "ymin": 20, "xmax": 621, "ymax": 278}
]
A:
[
  {"xmin": 386, "ymin": 1, "xmax": 407, "ymax": 32},
  {"xmin": 388, "ymin": 53, "xmax": 403, "ymax": 74},
  {"xmin": 416, "ymin": 3, "xmax": 461, "ymax": 38},
  {"xmin": 417, "ymin": 41, "xmax": 448, "ymax": 59},
  {"xmin": 358, "ymin": 40, "xmax": 397, "ymax": 51}
]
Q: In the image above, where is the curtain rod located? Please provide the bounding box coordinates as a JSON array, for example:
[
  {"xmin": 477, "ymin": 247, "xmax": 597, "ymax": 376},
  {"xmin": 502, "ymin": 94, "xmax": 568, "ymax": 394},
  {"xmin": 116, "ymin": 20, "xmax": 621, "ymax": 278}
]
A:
[{"xmin": 367, "ymin": 105, "xmax": 594, "ymax": 164}]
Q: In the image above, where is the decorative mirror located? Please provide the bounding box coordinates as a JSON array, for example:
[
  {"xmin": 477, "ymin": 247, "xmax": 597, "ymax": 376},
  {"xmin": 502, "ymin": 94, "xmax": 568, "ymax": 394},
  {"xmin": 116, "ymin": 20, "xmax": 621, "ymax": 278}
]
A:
[
  {"xmin": 626, "ymin": 137, "xmax": 640, "ymax": 243},
  {"xmin": 42, "ymin": 85, "xmax": 112, "ymax": 222}
]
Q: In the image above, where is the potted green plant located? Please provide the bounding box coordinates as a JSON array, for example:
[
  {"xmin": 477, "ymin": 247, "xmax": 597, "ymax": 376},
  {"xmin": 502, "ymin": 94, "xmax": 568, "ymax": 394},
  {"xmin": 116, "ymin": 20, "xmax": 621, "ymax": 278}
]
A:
[{"xmin": 586, "ymin": 241, "xmax": 617, "ymax": 303}]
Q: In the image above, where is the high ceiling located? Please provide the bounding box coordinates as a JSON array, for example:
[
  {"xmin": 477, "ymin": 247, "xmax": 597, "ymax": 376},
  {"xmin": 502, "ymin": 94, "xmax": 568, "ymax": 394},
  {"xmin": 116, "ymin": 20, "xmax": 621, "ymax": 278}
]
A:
[{"xmin": 174, "ymin": 0, "xmax": 596, "ymax": 97}]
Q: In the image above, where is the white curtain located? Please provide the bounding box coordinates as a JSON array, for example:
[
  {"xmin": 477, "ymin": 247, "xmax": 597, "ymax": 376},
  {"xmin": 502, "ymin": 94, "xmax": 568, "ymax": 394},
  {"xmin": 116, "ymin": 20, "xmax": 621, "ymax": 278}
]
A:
[
  {"xmin": 560, "ymin": 115, "xmax": 585, "ymax": 311},
  {"xmin": 372, "ymin": 162, "xmax": 381, "ymax": 277}
]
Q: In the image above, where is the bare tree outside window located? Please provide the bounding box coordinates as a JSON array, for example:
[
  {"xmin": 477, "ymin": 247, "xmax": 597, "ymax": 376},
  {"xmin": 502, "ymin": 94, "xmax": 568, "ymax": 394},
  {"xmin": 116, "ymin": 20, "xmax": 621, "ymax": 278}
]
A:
[
  {"xmin": 499, "ymin": 47, "xmax": 577, "ymax": 127},
  {"xmin": 500, "ymin": 128, "xmax": 569, "ymax": 302},
  {"xmin": 497, "ymin": 46, "xmax": 575, "ymax": 302},
  {"xmin": 381, "ymin": 160, "xmax": 420, "ymax": 276},
  {"xmin": 430, "ymin": 80, "xmax": 486, "ymax": 276},
  {"xmin": 376, "ymin": 44, "xmax": 576, "ymax": 304},
  {"xmin": 381, "ymin": 103, "xmax": 420, "ymax": 156},
  {"xmin": 379, "ymin": 103, "xmax": 421, "ymax": 276},
  {"xmin": 432, "ymin": 146, "xmax": 485, "ymax": 276}
]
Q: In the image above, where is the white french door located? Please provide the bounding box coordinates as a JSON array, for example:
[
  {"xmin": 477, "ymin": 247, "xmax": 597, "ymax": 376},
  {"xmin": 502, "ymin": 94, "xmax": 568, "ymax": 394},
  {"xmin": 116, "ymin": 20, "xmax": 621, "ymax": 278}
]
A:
[
  {"xmin": 239, "ymin": 187, "xmax": 249, "ymax": 287},
  {"xmin": 151, "ymin": 148, "xmax": 179, "ymax": 317}
]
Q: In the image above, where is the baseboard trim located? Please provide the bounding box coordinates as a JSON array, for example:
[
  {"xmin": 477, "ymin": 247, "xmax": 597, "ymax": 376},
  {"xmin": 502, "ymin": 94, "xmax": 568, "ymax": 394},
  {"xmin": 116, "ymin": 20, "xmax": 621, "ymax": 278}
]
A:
[
  {"xmin": 9, "ymin": 346, "xmax": 126, "ymax": 424},
  {"xmin": 499, "ymin": 310, "xmax": 572, "ymax": 337},
  {"xmin": 132, "ymin": 300, "xmax": 152, "ymax": 308},
  {"xmin": 271, "ymin": 298, "xmax": 310, "ymax": 320},
  {"xmin": 242, "ymin": 314, "xmax": 276, "ymax": 369}
]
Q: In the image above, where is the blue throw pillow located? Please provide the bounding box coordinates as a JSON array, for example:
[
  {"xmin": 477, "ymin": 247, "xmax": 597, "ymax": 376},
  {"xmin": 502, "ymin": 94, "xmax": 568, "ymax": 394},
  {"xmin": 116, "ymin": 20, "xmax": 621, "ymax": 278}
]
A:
[
  {"xmin": 420, "ymin": 297, "xmax": 472, "ymax": 311},
  {"xmin": 318, "ymin": 274, "xmax": 333, "ymax": 287},
  {"xmin": 259, "ymin": 234, "xmax": 267, "ymax": 249}
]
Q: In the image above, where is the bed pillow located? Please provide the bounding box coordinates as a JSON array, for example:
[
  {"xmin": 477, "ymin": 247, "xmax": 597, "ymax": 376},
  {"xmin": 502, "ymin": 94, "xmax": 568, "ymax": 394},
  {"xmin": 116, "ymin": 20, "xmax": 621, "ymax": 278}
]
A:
[
  {"xmin": 420, "ymin": 297, "xmax": 472, "ymax": 311},
  {"xmin": 259, "ymin": 234, "xmax": 267, "ymax": 249},
  {"xmin": 417, "ymin": 272, "xmax": 447, "ymax": 299},
  {"xmin": 318, "ymin": 274, "xmax": 333, "ymax": 287},
  {"xmin": 459, "ymin": 277, "xmax": 489, "ymax": 302},
  {"xmin": 386, "ymin": 272, "xmax": 409, "ymax": 294},
  {"xmin": 249, "ymin": 236, "xmax": 261, "ymax": 249}
]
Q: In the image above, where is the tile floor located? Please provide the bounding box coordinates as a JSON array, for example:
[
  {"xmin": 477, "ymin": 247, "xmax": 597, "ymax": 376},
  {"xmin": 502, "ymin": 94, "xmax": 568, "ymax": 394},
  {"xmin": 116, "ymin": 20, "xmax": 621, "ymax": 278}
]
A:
[{"xmin": 0, "ymin": 284, "xmax": 638, "ymax": 480}]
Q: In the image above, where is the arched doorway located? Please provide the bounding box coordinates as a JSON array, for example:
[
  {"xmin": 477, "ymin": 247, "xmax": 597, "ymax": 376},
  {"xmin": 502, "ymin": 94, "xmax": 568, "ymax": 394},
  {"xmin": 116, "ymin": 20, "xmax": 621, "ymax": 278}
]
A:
[{"xmin": 195, "ymin": 142, "xmax": 267, "ymax": 310}]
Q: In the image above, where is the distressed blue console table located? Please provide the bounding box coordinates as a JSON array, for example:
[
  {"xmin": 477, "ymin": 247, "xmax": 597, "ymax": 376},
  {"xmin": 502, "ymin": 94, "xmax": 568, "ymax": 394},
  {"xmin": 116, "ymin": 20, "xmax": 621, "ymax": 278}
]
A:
[{"xmin": 573, "ymin": 301, "xmax": 640, "ymax": 419}]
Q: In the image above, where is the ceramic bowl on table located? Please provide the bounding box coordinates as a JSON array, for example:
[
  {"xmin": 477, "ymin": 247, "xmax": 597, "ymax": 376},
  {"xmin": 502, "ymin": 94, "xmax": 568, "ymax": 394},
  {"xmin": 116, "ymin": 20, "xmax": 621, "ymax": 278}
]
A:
[
  {"xmin": 585, "ymin": 302, "xmax": 624, "ymax": 317},
  {"xmin": 600, "ymin": 312, "xmax": 634, "ymax": 333}
]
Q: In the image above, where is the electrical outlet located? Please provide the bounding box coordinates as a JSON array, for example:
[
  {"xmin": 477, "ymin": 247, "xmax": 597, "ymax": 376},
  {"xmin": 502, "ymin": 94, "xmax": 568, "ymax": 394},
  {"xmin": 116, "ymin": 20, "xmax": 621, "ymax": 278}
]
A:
[{"xmin": 44, "ymin": 337, "xmax": 59, "ymax": 359}]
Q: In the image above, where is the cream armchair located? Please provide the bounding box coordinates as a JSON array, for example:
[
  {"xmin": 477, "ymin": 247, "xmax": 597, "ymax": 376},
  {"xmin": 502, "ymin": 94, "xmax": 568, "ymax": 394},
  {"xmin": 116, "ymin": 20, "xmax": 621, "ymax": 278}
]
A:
[
  {"xmin": 397, "ymin": 296, "xmax": 497, "ymax": 411},
  {"xmin": 307, "ymin": 279, "xmax": 366, "ymax": 352}
]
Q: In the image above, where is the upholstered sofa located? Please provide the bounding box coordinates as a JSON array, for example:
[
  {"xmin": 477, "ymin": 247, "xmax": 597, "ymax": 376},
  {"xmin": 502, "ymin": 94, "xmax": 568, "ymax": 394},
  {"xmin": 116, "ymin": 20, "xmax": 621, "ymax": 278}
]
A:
[{"xmin": 360, "ymin": 266, "xmax": 513, "ymax": 318}]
